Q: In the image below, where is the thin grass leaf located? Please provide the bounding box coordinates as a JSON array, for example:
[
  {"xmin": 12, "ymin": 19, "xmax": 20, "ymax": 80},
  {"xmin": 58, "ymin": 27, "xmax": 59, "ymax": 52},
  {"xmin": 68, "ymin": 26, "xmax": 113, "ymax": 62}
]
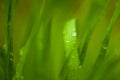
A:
[
  {"xmin": 98, "ymin": 0, "xmax": 120, "ymax": 59},
  {"xmin": 60, "ymin": 19, "xmax": 80, "ymax": 80},
  {"xmin": 3, "ymin": 0, "xmax": 18, "ymax": 80},
  {"xmin": 77, "ymin": 0, "xmax": 109, "ymax": 65},
  {"xmin": 21, "ymin": 0, "xmax": 45, "ymax": 47},
  {"xmin": 88, "ymin": 0, "xmax": 120, "ymax": 80},
  {"xmin": 34, "ymin": 18, "xmax": 52, "ymax": 80},
  {"xmin": 92, "ymin": 54, "xmax": 120, "ymax": 80},
  {"xmin": 14, "ymin": 0, "xmax": 46, "ymax": 80},
  {"xmin": 0, "ymin": 48, "xmax": 6, "ymax": 80}
]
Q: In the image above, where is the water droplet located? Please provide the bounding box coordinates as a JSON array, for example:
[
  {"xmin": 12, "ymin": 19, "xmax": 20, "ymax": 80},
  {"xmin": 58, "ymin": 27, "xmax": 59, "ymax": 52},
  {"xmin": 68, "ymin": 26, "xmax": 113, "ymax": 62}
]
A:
[
  {"xmin": 66, "ymin": 40, "xmax": 70, "ymax": 43},
  {"xmin": 3, "ymin": 44, "xmax": 6, "ymax": 49},
  {"xmin": 10, "ymin": 58, "xmax": 13, "ymax": 61},
  {"xmin": 20, "ymin": 50, "xmax": 23, "ymax": 56},
  {"xmin": 21, "ymin": 76, "xmax": 24, "ymax": 80},
  {"xmin": 16, "ymin": 72, "xmax": 19, "ymax": 79},
  {"xmin": 16, "ymin": 72, "xmax": 24, "ymax": 80},
  {"xmin": 79, "ymin": 65, "xmax": 81, "ymax": 69},
  {"xmin": 72, "ymin": 32, "xmax": 77, "ymax": 37},
  {"xmin": 103, "ymin": 46, "xmax": 107, "ymax": 49}
]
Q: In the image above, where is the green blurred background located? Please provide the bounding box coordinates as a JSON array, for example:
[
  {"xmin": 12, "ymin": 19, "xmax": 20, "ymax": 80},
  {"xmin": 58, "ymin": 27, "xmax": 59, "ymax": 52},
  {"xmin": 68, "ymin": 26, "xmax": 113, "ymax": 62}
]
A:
[{"xmin": 0, "ymin": 0, "xmax": 120, "ymax": 80}]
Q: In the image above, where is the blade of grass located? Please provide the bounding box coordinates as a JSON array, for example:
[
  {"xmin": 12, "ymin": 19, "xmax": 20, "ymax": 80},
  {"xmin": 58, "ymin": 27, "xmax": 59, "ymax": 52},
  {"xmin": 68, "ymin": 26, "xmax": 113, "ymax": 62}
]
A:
[
  {"xmin": 88, "ymin": 0, "xmax": 120, "ymax": 79},
  {"xmin": 61, "ymin": 19, "xmax": 80, "ymax": 80},
  {"xmin": 98, "ymin": 0, "xmax": 120, "ymax": 60},
  {"xmin": 14, "ymin": 0, "xmax": 46, "ymax": 79},
  {"xmin": 3, "ymin": 0, "xmax": 17, "ymax": 80},
  {"xmin": 77, "ymin": 1, "xmax": 110, "ymax": 80},
  {"xmin": 0, "ymin": 48, "xmax": 6, "ymax": 80},
  {"xmin": 92, "ymin": 54, "xmax": 120, "ymax": 80},
  {"xmin": 77, "ymin": 0, "xmax": 109, "ymax": 65}
]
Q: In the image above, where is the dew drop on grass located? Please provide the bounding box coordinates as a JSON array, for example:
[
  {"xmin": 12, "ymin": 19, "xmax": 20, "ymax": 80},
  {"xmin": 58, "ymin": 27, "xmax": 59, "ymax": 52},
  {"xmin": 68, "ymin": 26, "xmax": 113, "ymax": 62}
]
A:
[
  {"xmin": 16, "ymin": 72, "xmax": 24, "ymax": 80},
  {"xmin": 103, "ymin": 46, "xmax": 107, "ymax": 50},
  {"xmin": 20, "ymin": 76, "xmax": 24, "ymax": 80},
  {"xmin": 16, "ymin": 72, "xmax": 19, "ymax": 79},
  {"xmin": 10, "ymin": 58, "xmax": 13, "ymax": 61},
  {"xmin": 72, "ymin": 31, "xmax": 77, "ymax": 37},
  {"xmin": 66, "ymin": 40, "xmax": 70, "ymax": 43},
  {"xmin": 3, "ymin": 44, "xmax": 6, "ymax": 49},
  {"xmin": 78, "ymin": 65, "xmax": 82, "ymax": 69},
  {"xmin": 20, "ymin": 49, "xmax": 23, "ymax": 56}
]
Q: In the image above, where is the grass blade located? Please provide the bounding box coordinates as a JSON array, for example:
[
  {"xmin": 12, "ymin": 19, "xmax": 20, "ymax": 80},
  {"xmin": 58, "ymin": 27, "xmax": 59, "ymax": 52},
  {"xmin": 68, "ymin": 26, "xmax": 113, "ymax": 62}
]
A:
[
  {"xmin": 14, "ymin": 0, "xmax": 46, "ymax": 79},
  {"xmin": 89, "ymin": 0, "xmax": 120, "ymax": 80},
  {"xmin": 77, "ymin": 0, "xmax": 109, "ymax": 65},
  {"xmin": 3, "ymin": 0, "xmax": 17, "ymax": 80}
]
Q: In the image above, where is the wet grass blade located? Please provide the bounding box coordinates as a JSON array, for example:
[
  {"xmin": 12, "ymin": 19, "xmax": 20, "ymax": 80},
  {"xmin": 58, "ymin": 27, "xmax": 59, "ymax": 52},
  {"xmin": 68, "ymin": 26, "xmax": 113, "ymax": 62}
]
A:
[
  {"xmin": 98, "ymin": 0, "xmax": 120, "ymax": 60},
  {"xmin": 3, "ymin": 0, "xmax": 17, "ymax": 80},
  {"xmin": 14, "ymin": 0, "xmax": 46, "ymax": 80},
  {"xmin": 89, "ymin": 0, "xmax": 120, "ymax": 80},
  {"xmin": 78, "ymin": 0, "xmax": 109, "ymax": 65}
]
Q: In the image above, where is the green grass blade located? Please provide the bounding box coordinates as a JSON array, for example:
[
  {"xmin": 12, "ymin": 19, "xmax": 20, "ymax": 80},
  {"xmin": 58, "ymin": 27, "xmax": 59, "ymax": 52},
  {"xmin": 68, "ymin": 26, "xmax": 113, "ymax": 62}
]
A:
[
  {"xmin": 0, "ymin": 48, "xmax": 7, "ymax": 80},
  {"xmin": 89, "ymin": 0, "xmax": 120, "ymax": 80},
  {"xmin": 78, "ymin": 0, "xmax": 109, "ymax": 65},
  {"xmin": 98, "ymin": 0, "xmax": 120, "ymax": 59},
  {"xmin": 61, "ymin": 19, "xmax": 80, "ymax": 80},
  {"xmin": 14, "ymin": 0, "xmax": 46, "ymax": 79},
  {"xmin": 3, "ymin": 0, "xmax": 17, "ymax": 80}
]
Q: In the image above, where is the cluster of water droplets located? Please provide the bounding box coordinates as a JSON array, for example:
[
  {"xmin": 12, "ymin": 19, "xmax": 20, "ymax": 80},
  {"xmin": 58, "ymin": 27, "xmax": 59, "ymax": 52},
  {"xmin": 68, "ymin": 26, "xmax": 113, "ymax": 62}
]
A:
[
  {"xmin": 15, "ymin": 72, "xmax": 24, "ymax": 80},
  {"xmin": 13, "ymin": 49, "xmax": 24, "ymax": 80}
]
